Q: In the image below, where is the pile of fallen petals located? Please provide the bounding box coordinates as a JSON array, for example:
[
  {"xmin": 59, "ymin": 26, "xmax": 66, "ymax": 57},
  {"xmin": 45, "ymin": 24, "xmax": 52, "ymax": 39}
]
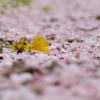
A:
[{"xmin": 0, "ymin": 0, "xmax": 100, "ymax": 100}]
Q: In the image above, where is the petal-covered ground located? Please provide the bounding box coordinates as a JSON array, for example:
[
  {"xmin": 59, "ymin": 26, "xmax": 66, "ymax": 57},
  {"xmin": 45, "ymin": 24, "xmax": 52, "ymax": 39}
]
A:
[{"xmin": 0, "ymin": 0, "xmax": 100, "ymax": 100}]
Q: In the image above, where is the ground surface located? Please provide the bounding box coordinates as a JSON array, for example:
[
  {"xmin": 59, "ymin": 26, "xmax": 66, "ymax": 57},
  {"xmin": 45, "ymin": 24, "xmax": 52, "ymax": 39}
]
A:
[{"xmin": 0, "ymin": 0, "xmax": 100, "ymax": 100}]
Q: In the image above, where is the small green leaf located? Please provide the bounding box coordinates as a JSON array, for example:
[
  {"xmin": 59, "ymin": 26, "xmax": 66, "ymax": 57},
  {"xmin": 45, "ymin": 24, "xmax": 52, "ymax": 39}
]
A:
[{"xmin": 43, "ymin": 6, "xmax": 51, "ymax": 12}]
